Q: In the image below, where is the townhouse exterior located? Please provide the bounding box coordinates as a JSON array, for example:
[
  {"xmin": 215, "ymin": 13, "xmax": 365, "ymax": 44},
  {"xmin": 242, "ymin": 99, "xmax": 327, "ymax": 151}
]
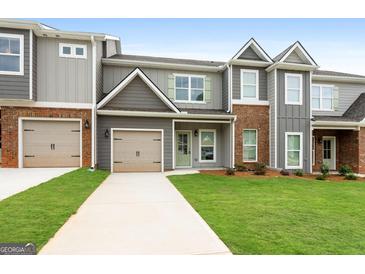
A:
[{"xmin": 1, "ymin": 19, "xmax": 365, "ymax": 174}]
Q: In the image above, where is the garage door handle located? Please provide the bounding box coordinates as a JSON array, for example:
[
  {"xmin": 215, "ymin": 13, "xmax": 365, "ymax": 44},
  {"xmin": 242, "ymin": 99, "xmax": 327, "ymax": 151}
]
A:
[
  {"xmin": 114, "ymin": 138, "xmax": 123, "ymax": 140},
  {"xmin": 71, "ymin": 130, "xmax": 80, "ymax": 132},
  {"xmin": 153, "ymin": 161, "xmax": 161, "ymax": 164},
  {"xmin": 71, "ymin": 155, "xmax": 80, "ymax": 158},
  {"xmin": 24, "ymin": 155, "xmax": 35, "ymax": 158},
  {"xmin": 153, "ymin": 139, "xmax": 161, "ymax": 141},
  {"xmin": 24, "ymin": 129, "xmax": 34, "ymax": 132},
  {"xmin": 114, "ymin": 161, "xmax": 123, "ymax": 163}
]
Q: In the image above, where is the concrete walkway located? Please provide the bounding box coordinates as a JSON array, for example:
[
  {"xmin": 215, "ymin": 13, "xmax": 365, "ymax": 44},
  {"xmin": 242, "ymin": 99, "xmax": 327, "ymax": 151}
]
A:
[
  {"xmin": 40, "ymin": 173, "xmax": 231, "ymax": 255},
  {"xmin": 0, "ymin": 168, "xmax": 76, "ymax": 201}
]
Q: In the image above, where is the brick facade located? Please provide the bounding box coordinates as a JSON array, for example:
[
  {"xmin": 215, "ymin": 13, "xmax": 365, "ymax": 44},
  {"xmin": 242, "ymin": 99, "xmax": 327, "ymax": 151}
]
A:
[
  {"xmin": 233, "ymin": 104, "xmax": 269, "ymax": 169},
  {"xmin": 312, "ymin": 129, "xmax": 361, "ymax": 173},
  {"xmin": 1, "ymin": 106, "xmax": 91, "ymax": 168}
]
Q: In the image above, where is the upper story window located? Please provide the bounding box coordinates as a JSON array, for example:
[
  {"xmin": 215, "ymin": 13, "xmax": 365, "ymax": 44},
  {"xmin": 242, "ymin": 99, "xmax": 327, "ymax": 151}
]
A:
[
  {"xmin": 175, "ymin": 75, "xmax": 205, "ymax": 103},
  {"xmin": 240, "ymin": 69, "xmax": 259, "ymax": 100},
  {"xmin": 59, "ymin": 43, "xmax": 87, "ymax": 59},
  {"xmin": 285, "ymin": 73, "xmax": 302, "ymax": 105},
  {"xmin": 312, "ymin": 85, "xmax": 334, "ymax": 111},
  {"xmin": 0, "ymin": 33, "xmax": 24, "ymax": 75}
]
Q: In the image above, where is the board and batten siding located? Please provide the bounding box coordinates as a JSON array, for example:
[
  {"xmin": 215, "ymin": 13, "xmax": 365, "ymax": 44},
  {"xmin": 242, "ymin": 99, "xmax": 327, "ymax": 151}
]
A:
[
  {"xmin": 97, "ymin": 116, "xmax": 173, "ymax": 170},
  {"xmin": 267, "ymin": 69, "xmax": 276, "ymax": 167},
  {"xmin": 0, "ymin": 28, "xmax": 30, "ymax": 100},
  {"xmin": 231, "ymin": 65, "xmax": 268, "ymax": 101},
  {"xmin": 222, "ymin": 68, "xmax": 229, "ymax": 111},
  {"xmin": 312, "ymin": 80, "xmax": 365, "ymax": 117},
  {"xmin": 37, "ymin": 37, "xmax": 92, "ymax": 103},
  {"xmin": 276, "ymin": 69, "xmax": 311, "ymax": 172},
  {"xmin": 103, "ymin": 65, "xmax": 223, "ymax": 110}
]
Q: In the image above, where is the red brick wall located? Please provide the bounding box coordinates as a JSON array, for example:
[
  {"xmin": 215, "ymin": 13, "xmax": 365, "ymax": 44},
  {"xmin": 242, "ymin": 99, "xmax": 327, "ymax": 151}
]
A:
[
  {"xmin": 233, "ymin": 104, "xmax": 269, "ymax": 169},
  {"xmin": 1, "ymin": 107, "xmax": 91, "ymax": 168},
  {"xmin": 312, "ymin": 129, "xmax": 360, "ymax": 173}
]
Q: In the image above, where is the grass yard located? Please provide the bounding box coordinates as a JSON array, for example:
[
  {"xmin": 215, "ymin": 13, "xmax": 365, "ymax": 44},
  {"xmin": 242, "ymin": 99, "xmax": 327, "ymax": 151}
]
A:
[
  {"xmin": 169, "ymin": 174, "xmax": 365, "ymax": 255},
  {"xmin": 0, "ymin": 168, "xmax": 109, "ymax": 252}
]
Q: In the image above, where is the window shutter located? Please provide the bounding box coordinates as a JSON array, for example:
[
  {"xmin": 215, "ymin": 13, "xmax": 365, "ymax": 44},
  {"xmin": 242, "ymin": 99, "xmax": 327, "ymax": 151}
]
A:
[
  {"xmin": 167, "ymin": 74, "xmax": 175, "ymax": 100},
  {"xmin": 205, "ymin": 76, "xmax": 212, "ymax": 102},
  {"xmin": 333, "ymin": 86, "xmax": 339, "ymax": 110}
]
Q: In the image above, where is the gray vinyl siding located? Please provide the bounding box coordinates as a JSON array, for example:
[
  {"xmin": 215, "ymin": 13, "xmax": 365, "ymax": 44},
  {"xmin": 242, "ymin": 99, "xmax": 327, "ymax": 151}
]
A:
[
  {"xmin": 222, "ymin": 68, "xmax": 229, "ymax": 111},
  {"xmin": 232, "ymin": 65, "xmax": 267, "ymax": 101},
  {"xmin": 267, "ymin": 70, "xmax": 276, "ymax": 167},
  {"xmin": 97, "ymin": 116, "xmax": 173, "ymax": 170},
  {"xmin": 312, "ymin": 80, "xmax": 365, "ymax": 117},
  {"xmin": 238, "ymin": 46, "xmax": 262, "ymax": 61},
  {"xmin": 0, "ymin": 28, "xmax": 30, "ymax": 100},
  {"xmin": 105, "ymin": 40, "xmax": 118, "ymax": 57},
  {"xmin": 32, "ymin": 32, "xmax": 37, "ymax": 101},
  {"xmin": 276, "ymin": 69, "xmax": 311, "ymax": 172},
  {"xmin": 37, "ymin": 37, "xmax": 92, "ymax": 103},
  {"xmin": 284, "ymin": 50, "xmax": 305, "ymax": 64},
  {"xmin": 103, "ymin": 65, "xmax": 223, "ymax": 109},
  {"xmin": 175, "ymin": 122, "xmax": 229, "ymax": 168},
  {"xmin": 96, "ymin": 41, "xmax": 104, "ymax": 102},
  {"xmin": 103, "ymin": 76, "xmax": 171, "ymax": 112}
]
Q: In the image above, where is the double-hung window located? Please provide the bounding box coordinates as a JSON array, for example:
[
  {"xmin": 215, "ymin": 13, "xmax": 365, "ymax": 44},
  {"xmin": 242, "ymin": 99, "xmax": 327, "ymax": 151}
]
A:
[
  {"xmin": 59, "ymin": 43, "xmax": 87, "ymax": 59},
  {"xmin": 175, "ymin": 75, "xmax": 204, "ymax": 102},
  {"xmin": 312, "ymin": 85, "xmax": 334, "ymax": 111},
  {"xmin": 0, "ymin": 33, "xmax": 23, "ymax": 75},
  {"xmin": 241, "ymin": 69, "xmax": 259, "ymax": 100},
  {"xmin": 243, "ymin": 129, "xmax": 257, "ymax": 162},
  {"xmin": 285, "ymin": 73, "xmax": 302, "ymax": 105},
  {"xmin": 199, "ymin": 129, "xmax": 216, "ymax": 162},
  {"xmin": 285, "ymin": 132, "xmax": 303, "ymax": 169}
]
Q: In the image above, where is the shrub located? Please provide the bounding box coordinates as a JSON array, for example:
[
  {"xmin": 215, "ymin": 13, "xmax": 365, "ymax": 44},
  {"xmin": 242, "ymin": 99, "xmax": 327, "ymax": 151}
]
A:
[
  {"xmin": 225, "ymin": 168, "xmax": 236, "ymax": 176},
  {"xmin": 294, "ymin": 169, "xmax": 304, "ymax": 177},
  {"xmin": 320, "ymin": 163, "xmax": 330, "ymax": 177},
  {"xmin": 254, "ymin": 163, "xmax": 267, "ymax": 175},
  {"xmin": 280, "ymin": 169, "xmax": 290, "ymax": 176},
  {"xmin": 339, "ymin": 165, "xmax": 352, "ymax": 176},
  {"xmin": 316, "ymin": 174, "xmax": 327, "ymax": 180},
  {"xmin": 236, "ymin": 164, "xmax": 248, "ymax": 172},
  {"xmin": 345, "ymin": 173, "xmax": 358, "ymax": 180}
]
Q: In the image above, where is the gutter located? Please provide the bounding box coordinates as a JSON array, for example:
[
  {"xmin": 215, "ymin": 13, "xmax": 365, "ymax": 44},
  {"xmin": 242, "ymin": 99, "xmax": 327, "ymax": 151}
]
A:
[
  {"xmin": 91, "ymin": 36, "xmax": 97, "ymax": 169},
  {"xmin": 266, "ymin": 62, "xmax": 319, "ymax": 72},
  {"xmin": 313, "ymin": 120, "xmax": 365, "ymax": 127}
]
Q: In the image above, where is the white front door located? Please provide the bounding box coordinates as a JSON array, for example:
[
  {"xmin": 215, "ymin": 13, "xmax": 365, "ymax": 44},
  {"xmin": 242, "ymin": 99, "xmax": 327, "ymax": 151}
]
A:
[{"xmin": 323, "ymin": 137, "xmax": 336, "ymax": 170}]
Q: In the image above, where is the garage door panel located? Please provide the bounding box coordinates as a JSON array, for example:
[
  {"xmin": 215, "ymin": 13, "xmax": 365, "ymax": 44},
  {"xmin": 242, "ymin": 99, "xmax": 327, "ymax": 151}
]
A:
[{"xmin": 113, "ymin": 130, "xmax": 162, "ymax": 172}]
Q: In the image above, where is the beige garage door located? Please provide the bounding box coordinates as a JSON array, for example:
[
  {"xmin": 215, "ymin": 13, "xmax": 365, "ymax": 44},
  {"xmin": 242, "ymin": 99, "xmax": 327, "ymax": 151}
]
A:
[
  {"xmin": 113, "ymin": 130, "xmax": 162, "ymax": 172},
  {"xmin": 23, "ymin": 120, "xmax": 81, "ymax": 168}
]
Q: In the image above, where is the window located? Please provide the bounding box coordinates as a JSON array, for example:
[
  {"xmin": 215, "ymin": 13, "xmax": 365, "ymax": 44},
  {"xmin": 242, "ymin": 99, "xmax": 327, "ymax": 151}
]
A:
[
  {"xmin": 175, "ymin": 75, "xmax": 204, "ymax": 102},
  {"xmin": 0, "ymin": 33, "xmax": 23, "ymax": 75},
  {"xmin": 59, "ymin": 43, "xmax": 87, "ymax": 59},
  {"xmin": 199, "ymin": 129, "xmax": 216, "ymax": 162},
  {"xmin": 312, "ymin": 85, "xmax": 334, "ymax": 111},
  {"xmin": 285, "ymin": 132, "xmax": 303, "ymax": 169},
  {"xmin": 243, "ymin": 129, "xmax": 257, "ymax": 162},
  {"xmin": 240, "ymin": 69, "xmax": 259, "ymax": 100},
  {"xmin": 285, "ymin": 73, "xmax": 302, "ymax": 105}
]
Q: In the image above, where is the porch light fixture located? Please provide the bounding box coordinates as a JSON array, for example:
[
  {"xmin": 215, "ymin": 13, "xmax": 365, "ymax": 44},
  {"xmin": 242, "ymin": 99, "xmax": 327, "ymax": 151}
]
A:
[
  {"xmin": 84, "ymin": 119, "xmax": 90, "ymax": 129},
  {"xmin": 194, "ymin": 130, "xmax": 198, "ymax": 137},
  {"xmin": 105, "ymin": 129, "xmax": 110, "ymax": 138}
]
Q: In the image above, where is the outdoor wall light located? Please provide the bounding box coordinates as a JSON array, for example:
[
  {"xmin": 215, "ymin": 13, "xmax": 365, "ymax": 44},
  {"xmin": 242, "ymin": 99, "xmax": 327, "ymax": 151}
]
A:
[
  {"xmin": 84, "ymin": 119, "xmax": 90, "ymax": 129},
  {"xmin": 105, "ymin": 129, "xmax": 110, "ymax": 138},
  {"xmin": 194, "ymin": 129, "xmax": 198, "ymax": 137}
]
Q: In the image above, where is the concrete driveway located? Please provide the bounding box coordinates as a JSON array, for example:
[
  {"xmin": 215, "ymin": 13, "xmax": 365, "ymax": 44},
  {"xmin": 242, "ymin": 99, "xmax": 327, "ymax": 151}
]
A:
[
  {"xmin": 0, "ymin": 168, "xmax": 76, "ymax": 201},
  {"xmin": 40, "ymin": 173, "xmax": 231, "ymax": 255}
]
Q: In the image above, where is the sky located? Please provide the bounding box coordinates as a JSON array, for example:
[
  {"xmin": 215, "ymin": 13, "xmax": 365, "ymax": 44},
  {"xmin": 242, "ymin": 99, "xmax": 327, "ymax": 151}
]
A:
[{"xmin": 30, "ymin": 18, "xmax": 365, "ymax": 75}]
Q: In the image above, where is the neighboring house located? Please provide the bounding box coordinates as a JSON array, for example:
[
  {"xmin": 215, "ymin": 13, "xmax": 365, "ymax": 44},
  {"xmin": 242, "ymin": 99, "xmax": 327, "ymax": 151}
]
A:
[{"xmin": 1, "ymin": 19, "xmax": 365, "ymax": 174}]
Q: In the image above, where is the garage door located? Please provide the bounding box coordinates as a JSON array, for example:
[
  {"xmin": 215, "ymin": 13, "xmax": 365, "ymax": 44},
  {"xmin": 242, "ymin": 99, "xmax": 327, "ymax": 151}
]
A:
[
  {"xmin": 23, "ymin": 120, "xmax": 81, "ymax": 168},
  {"xmin": 113, "ymin": 130, "xmax": 162, "ymax": 172}
]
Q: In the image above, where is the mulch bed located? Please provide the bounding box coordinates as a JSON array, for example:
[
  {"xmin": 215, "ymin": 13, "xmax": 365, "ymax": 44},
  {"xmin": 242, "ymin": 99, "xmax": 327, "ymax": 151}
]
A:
[{"xmin": 199, "ymin": 169, "xmax": 364, "ymax": 182}]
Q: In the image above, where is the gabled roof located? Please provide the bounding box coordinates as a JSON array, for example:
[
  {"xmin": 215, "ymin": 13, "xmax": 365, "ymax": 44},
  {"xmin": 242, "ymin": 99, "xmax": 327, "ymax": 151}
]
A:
[
  {"xmin": 97, "ymin": 68, "xmax": 180, "ymax": 113},
  {"xmin": 231, "ymin": 38, "xmax": 272, "ymax": 63},
  {"xmin": 273, "ymin": 41, "xmax": 317, "ymax": 66},
  {"xmin": 313, "ymin": 70, "xmax": 365, "ymax": 79}
]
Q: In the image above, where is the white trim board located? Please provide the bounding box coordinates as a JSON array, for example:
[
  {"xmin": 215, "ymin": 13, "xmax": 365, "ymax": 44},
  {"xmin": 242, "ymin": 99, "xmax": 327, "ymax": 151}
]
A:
[
  {"xmin": 0, "ymin": 100, "xmax": 93, "ymax": 109},
  {"xmin": 110, "ymin": 128, "xmax": 164, "ymax": 173},
  {"xmin": 18, "ymin": 117, "xmax": 83, "ymax": 168},
  {"xmin": 97, "ymin": 68, "xmax": 180, "ymax": 113},
  {"xmin": 29, "ymin": 29, "xmax": 33, "ymax": 100}
]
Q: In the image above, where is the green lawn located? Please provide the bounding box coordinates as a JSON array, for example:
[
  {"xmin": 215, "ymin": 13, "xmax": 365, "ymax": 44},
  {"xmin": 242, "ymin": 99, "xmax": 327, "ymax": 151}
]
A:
[
  {"xmin": 169, "ymin": 174, "xmax": 365, "ymax": 255},
  {"xmin": 0, "ymin": 168, "xmax": 109, "ymax": 252}
]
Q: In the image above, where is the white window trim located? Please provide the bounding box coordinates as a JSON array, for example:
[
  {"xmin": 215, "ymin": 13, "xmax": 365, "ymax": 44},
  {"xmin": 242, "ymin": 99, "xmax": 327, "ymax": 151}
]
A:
[
  {"xmin": 243, "ymin": 129, "xmax": 258, "ymax": 162},
  {"xmin": 285, "ymin": 73, "xmax": 303, "ymax": 105},
  {"xmin": 285, "ymin": 132, "xmax": 303, "ymax": 169},
  {"xmin": 174, "ymin": 74, "xmax": 206, "ymax": 103},
  {"xmin": 312, "ymin": 84, "xmax": 335, "ymax": 111},
  {"xmin": 0, "ymin": 33, "xmax": 24, "ymax": 76},
  {"xmin": 240, "ymin": 69, "xmax": 259, "ymax": 101},
  {"xmin": 59, "ymin": 43, "xmax": 87, "ymax": 59},
  {"xmin": 199, "ymin": 129, "xmax": 216, "ymax": 163}
]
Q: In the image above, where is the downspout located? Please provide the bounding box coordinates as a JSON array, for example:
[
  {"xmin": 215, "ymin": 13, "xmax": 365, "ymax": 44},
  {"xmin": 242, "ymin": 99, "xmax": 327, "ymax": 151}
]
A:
[{"xmin": 91, "ymin": 36, "xmax": 96, "ymax": 169}]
